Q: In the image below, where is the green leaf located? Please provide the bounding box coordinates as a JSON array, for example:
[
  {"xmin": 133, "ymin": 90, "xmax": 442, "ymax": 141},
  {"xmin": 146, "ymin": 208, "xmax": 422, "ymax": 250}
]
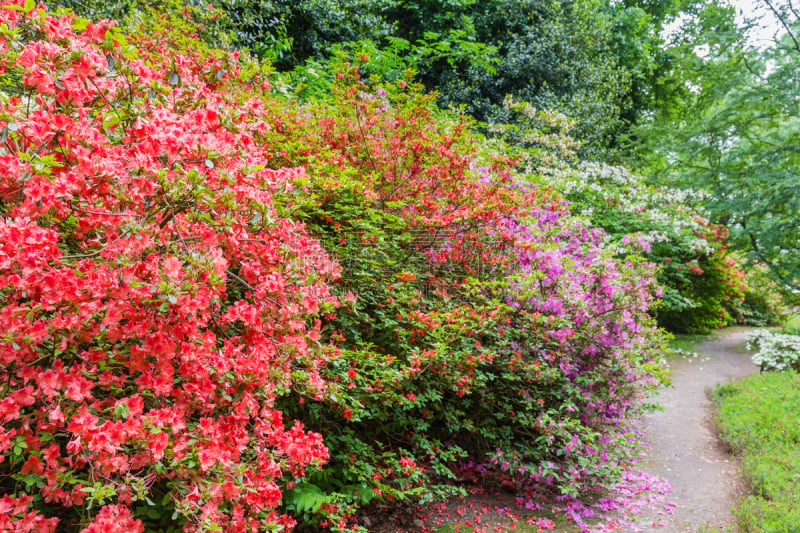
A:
[
  {"xmin": 71, "ymin": 16, "xmax": 90, "ymax": 32},
  {"xmin": 114, "ymin": 402, "xmax": 130, "ymax": 419},
  {"xmin": 286, "ymin": 483, "xmax": 328, "ymax": 515}
]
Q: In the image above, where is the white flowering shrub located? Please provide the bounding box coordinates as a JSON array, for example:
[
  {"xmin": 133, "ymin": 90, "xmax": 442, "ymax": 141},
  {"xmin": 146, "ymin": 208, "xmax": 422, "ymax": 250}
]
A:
[
  {"xmin": 543, "ymin": 162, "xmax": 745, "ymax": 333},
  {"xmin": 489, "ymin": 99, "xmax": 753, "ymax": 333},
  {"xmin": 747, "ymin": 330, "xmax": 800, "ymax": 371}
]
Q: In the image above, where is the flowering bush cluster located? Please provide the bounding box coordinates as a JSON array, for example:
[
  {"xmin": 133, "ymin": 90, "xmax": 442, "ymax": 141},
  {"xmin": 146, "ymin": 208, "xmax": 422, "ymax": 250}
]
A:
[
  {"xmin": 726, "ymin": 263, "xmax": 785, "ymax": 327},
  {"xmin": 548, "ymin": 162, "xmax": 745, "ymax": 333},
  {"xmin": 0, "ymin": 3, "xmax": 669, "ymax": 532},
  {"xmin": 260, "ymin": 63, "xmax": 668, "ymax": 527},
  {"xmin": 746, "ymin": 330, "xmax": 800, "ymax": 371},
  {"xmin": 486, "ymin": 101, "xmax": 748, "ymax": 334}
]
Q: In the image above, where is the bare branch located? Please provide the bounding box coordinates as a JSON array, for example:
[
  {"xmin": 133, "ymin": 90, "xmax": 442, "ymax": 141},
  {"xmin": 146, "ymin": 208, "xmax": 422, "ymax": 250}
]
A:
[
  {"xmin": 761, "ymin": 0, "xmax": 800, "ymax": 53},
  {"xmin": 786, "ymin": 0, "xmax": 800, "ymax": 24},
  {"xmin": 225, "ymin": 269, "xmax": 255, "ymax": 292}
]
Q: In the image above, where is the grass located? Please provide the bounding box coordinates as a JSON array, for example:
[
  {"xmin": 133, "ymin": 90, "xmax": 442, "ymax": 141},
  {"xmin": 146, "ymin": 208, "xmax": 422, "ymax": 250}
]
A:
[
  {"xmin": 784, "ymin": 313, "xmax": 800, "ymax": 331},
  {"xmin": 661, "ymin": 332, "xmax": 712, "ymax": 365},
  {"xmin": 662, "ymin": 331, "xmax": 720, "ymax": 365},
  {"xmin": 668, "ymin": 332, "xmax": 713, "ymax": 354},
  {"xmin": 667, "ymin": 326, "xmax": 758, "ymax": 358},
  {"xmin": 712, "ymin": 371, "xmax": 800, "ymax": 532}
]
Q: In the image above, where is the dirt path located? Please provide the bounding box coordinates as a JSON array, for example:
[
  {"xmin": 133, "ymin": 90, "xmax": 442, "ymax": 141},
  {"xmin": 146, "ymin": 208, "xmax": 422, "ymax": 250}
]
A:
[{"xmin": 631, "ymin": 328, "xmax": 760, "ymax": 532}]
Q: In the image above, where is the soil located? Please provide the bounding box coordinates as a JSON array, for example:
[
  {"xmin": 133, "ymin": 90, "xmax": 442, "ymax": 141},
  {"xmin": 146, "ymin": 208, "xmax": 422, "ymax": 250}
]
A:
[{"xmin": 630, "ymin": 328, "xmax": 760, "ymax": 532}]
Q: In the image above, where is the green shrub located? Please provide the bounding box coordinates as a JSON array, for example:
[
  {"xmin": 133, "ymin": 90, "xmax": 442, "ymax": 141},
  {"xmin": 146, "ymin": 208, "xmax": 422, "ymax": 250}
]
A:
[{"xmin": 726, "ymin": 264, "xmax": 784, "ymax": 327}]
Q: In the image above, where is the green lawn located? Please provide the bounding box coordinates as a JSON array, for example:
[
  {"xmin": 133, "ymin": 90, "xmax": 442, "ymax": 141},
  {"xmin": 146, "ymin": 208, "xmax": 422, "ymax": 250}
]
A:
[
  {"xmin": 668, "ymin": 332, "xmax": 712, "ymax": 353},
  {"xmin": 712, "ymin": 371, "xmax": 800, "ymax": 532},
  {"xmin": 784, "ymin": 313, "xmax": 800, "ymax": 330}
]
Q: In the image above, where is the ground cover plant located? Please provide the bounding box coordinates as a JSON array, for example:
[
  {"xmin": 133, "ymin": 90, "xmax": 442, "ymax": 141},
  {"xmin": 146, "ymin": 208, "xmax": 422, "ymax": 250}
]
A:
[
  {"xmin": 746, "ymin": 329, "xmax": 800, "ymax": 371},
  {"xmin": 0, "ymin": 2, "xmax": 671, "ymax": 532},
  {"xmin": 712, "ymin": 371, "xmax": 800, "ymax": 532}
]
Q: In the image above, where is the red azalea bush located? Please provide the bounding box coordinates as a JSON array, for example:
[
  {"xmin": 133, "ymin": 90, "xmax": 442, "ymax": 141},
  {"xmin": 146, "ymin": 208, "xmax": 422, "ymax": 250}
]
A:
[{"xmin": 0, "ymin": 3, "xmax": 337, "ymax": 531}]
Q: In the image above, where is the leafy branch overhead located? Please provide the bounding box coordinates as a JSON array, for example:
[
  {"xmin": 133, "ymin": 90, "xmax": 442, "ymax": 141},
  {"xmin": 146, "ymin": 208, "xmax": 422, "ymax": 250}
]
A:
[{"xmin": 636, "ymin": 0, "xmax": 800, "ymax": 298}]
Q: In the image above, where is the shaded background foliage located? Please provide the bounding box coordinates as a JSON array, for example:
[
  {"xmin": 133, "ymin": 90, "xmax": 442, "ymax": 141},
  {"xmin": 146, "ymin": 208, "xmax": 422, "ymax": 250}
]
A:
[{"xmin": 56, "ymin": 0, "xmax": 726, "ymax": 160}]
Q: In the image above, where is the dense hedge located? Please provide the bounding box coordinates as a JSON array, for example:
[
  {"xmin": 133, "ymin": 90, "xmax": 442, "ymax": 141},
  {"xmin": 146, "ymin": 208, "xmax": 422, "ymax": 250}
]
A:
[{"xmin": 0, "ymin": 3, "xmax": 668, "ymax": 532}]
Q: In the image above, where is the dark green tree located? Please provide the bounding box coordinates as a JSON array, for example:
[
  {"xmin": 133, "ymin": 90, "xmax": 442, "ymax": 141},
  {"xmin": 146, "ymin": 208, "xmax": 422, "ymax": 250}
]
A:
[{"xmin": 56, "ymin": 0, "xmax": 723, "ymax": 159}]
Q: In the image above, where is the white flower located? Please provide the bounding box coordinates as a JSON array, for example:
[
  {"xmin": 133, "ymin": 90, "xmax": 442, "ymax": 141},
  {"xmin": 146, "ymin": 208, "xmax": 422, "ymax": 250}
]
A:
[{"xmin": 747, "ymin": 330, "xmax": 800, "ymax": 371}]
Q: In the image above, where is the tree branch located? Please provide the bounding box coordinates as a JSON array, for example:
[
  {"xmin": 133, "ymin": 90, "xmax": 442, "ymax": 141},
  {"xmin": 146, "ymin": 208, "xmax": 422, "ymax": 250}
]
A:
[
  {"xmin": 761, "ymin": 0, "xmax": 800, "ymax": 53},
  {"xmin": 787, "ymin": 0, "xmax": 800, "ymax": 22}
]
